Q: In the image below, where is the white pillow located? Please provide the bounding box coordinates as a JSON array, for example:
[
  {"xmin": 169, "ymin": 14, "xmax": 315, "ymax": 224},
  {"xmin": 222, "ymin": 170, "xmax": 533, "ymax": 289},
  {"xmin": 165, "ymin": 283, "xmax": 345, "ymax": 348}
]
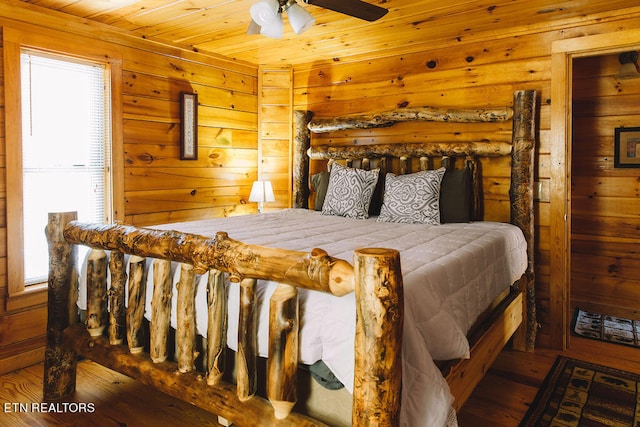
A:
[
  {"xmin": 377, "ymin": 168, "xmax": 446, "ymax": 224},
  {"xmin": 321, "ymin": 162, "xmax": 379, "ymax": 219}
]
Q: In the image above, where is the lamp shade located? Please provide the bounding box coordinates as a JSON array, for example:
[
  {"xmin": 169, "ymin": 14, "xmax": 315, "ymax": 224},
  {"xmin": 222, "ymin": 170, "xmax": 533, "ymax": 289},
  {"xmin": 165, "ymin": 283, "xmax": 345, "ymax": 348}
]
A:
[
  {"xmin": 249, "ymin": 180, "xmax": 275, "ymax": 203},
  {"xmin": 617, "ymin": 51, "xmax": 640, "ymax": 79},
  {"xmin": 250, "ymin": 0, "xmax": 279, "ymax": 26},
  {"xmin": 618, "ymin": 62, "xmax": 640, "ymax": 79},
  {"xmin": 287, "ymin": 3, "xmax": 315, "ymax": 34}
]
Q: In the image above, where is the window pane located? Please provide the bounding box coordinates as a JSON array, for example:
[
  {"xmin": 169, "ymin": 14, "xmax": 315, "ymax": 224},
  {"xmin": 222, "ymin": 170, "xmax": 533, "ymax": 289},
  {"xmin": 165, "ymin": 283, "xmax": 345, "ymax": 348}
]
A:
[{"xmin": 21, "ymin": 51, "xmax": 110, "ymax": 284}]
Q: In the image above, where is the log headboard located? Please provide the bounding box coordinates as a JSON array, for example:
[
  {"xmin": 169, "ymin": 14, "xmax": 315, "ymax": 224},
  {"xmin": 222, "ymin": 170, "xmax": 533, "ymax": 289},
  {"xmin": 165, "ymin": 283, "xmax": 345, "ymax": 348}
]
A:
[{"xmin": 291, "ymin": 89, "xmax": 537, "ymax": 350}]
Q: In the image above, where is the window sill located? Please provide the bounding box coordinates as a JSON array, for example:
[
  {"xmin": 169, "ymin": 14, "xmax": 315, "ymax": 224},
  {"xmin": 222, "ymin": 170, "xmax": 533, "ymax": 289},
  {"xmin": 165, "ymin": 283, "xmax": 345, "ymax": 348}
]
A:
[{"xmin": 6, "ymin": 283, "xmax": 48, "ymax": 312}]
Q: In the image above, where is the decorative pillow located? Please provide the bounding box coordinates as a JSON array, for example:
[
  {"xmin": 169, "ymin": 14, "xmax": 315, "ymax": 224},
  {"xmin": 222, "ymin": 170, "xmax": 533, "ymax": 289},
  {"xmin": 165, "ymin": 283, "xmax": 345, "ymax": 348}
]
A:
[
  {"xmin": 311, "ymin": 171, "xmax": 330, "ymax": 211},
  {"xmin": 377, "ymin": 168, "xmax": 446, "ymax": 224},
  {"xmin": 321, "ymin": 162, "xmax": 380, "ymax": 219},
  {"xmin": 440, "ymin": 167, "xmax": 473, "ymax": 223}
]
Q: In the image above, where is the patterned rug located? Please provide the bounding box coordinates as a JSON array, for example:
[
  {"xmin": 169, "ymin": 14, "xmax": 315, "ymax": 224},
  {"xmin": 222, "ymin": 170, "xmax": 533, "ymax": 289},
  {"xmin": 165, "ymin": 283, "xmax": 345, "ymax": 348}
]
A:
[
  {"xmin": 520, "ymin": 356, "xmax": 640, "ymax": 426},
  {"xmin": 573, "ymin": 309, "xmax": 640, "ymax": 347}
]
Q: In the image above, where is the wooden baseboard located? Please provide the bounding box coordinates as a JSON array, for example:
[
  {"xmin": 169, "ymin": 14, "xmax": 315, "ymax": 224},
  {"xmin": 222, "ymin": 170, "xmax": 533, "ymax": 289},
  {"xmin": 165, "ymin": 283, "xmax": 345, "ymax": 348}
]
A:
[{"xmin": 0, "ymin": 345, "xmax": 45, "ymax": 375}]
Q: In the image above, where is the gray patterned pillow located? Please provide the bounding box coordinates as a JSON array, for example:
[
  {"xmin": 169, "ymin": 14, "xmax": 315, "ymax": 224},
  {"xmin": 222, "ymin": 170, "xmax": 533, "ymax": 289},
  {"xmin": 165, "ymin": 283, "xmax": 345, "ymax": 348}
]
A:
[
  {"xmin": 321, "ymin": 162, "xmax": 380, "ymax": 219},
  {"xmin": 377, "ymin": 168, "xmax": 446, "ymax": 224}
]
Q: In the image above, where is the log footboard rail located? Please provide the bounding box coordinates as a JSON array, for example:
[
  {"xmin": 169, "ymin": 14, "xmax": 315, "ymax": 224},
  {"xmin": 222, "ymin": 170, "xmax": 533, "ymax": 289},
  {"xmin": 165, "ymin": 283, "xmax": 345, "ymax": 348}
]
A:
[{"xmin": 43, "ymin": 213, "xmax": 403, "ymax": 426}]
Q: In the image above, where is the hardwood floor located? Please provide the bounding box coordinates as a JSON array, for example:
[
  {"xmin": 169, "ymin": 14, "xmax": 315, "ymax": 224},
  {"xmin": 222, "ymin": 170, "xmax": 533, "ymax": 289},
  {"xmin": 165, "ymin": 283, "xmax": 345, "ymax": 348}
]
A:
[
  {"xmin": 1, "ymin": 336, "xmax": 638, "ymax": 426},
  {"xmin": 0, "ymin": 360, "xmax": 225, "ymax": 426},
  {"xmin": 458, "ymin": 335, "xmax": 640, "ymax": 426}
]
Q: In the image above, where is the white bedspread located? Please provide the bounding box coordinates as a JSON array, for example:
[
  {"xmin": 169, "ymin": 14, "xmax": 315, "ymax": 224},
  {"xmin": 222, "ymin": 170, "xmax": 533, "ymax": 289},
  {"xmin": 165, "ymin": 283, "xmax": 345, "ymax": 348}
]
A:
[{"xmin": 79, "ymin": 208, "xmax": 527, "ymax": 426}]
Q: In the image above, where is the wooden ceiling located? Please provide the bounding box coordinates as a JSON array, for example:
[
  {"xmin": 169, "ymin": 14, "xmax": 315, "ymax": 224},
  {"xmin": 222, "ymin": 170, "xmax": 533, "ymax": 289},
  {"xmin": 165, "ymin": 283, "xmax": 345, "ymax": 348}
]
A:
[{"xmin": 20, "ymin": 0, "xmax": 640, "ymax": 65}]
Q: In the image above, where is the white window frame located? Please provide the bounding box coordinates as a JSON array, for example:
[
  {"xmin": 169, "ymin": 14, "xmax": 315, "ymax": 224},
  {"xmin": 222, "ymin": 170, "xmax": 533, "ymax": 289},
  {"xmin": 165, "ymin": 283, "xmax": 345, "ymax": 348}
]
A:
[{"xmin": 4, "ymin": 27, "xmax": 124, "ymax": 311}]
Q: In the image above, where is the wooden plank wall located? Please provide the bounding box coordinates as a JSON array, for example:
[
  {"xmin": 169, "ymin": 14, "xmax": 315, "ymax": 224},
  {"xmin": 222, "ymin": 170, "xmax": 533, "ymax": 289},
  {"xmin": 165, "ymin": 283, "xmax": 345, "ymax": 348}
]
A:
[
  {"xmin": 122, "ymin": 52, "xmax": 258, "ymax": 225},
  {"xmin": 571, "ymin": 53, "xmax": 640, "ymax": 321},
  {"xmin": 258, "ymin": 66, "xmax": 293, "ymax": 211},
  {"xmin": 293, "ymin": 12, "xmax": 640, "ymax": 348},
  {"xmin": 0, "ymin": 6, "xmax": 259, "ymax": 373}
]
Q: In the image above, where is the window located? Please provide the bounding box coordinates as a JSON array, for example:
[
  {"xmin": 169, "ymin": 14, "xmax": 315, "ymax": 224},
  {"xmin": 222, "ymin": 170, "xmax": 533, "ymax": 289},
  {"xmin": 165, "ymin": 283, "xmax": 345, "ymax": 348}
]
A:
[
  {"xmin": 20, "ymin": 51, "xmax": 112, "ymax": 285},
  {"xmin": 4, "ymin": 26, "xmax": 122, "ymax": 309}
]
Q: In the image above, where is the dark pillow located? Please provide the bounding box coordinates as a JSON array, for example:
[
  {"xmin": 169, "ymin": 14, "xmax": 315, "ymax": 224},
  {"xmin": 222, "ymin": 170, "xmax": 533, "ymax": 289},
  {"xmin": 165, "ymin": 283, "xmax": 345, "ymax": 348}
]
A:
[
  {"xmin": 440, "ymin": 168, "xmax": 472, "ymax": 223},
  {"xmin": 368, "ymin": 171, "xmax": 385, "ymax": 216},
  {"xmin": 311, "ymin": 171, "xmax": 330, "ymax": 211}
]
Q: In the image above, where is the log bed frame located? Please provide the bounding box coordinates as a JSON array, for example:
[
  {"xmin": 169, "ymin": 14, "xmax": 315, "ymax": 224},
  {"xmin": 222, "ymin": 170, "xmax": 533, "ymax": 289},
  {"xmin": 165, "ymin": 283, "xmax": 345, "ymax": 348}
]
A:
[{"xmin": 43, "ymin": 89, "xmax": 536, "ymax": 426}]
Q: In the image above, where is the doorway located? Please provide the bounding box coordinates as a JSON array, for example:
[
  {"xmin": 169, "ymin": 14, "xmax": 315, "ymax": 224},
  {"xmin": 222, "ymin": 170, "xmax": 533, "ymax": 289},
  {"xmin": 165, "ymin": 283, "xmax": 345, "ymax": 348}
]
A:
[{"xmin": 550, "ymin": 29, "xmax": 640, "ymax": 349}]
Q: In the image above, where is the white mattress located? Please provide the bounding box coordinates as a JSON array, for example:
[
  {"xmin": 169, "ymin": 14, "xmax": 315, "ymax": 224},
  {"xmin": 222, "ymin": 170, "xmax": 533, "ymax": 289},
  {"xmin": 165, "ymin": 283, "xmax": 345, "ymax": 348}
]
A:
[{"xmin": 79, "ymin": 208, "xmax": 527, "ymax": 426}]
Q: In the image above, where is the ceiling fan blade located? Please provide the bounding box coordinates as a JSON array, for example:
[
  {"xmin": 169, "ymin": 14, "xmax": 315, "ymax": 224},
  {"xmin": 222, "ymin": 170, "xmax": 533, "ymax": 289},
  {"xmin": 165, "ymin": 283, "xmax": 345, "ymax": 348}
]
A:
[{"xmin": 306, "ymin": 0, "xmax": 388, "ymax": 22}]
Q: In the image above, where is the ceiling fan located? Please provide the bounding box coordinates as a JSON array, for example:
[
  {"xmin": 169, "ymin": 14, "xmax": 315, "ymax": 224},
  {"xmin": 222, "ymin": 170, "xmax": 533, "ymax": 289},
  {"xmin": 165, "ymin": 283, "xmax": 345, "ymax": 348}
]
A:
[
  {"xmin": 248, "ymin": 0, "xmax": 388, "ymax": 38},
  {"xmin": 305, "ymin": 0, "xmax": 388, "ymax": 22}
]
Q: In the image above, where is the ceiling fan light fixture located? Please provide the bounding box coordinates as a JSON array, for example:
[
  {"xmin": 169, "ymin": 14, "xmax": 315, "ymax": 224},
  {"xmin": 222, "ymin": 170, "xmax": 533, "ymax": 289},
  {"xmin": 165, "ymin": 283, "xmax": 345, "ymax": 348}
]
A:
[
  {"xmin": 286, "ymin": 2, "xmax": 315, "ymax": 34},
  {"xmin": 260, "ymin": 13, "xmax": 284, "ymax": 38},
  {"xmin": 250, "ymin": 0, "xmax": 280, "ymax": 26},
  {"xmin": 246, "ymin": 18, "xmax": 262, "ymax": 35}
]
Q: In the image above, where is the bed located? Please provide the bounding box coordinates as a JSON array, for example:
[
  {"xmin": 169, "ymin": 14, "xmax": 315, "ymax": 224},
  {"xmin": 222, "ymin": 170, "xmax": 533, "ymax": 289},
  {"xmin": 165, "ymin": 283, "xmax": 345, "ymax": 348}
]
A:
[{"xmin": 43, "ymin": 89, "xmax": 537, "ymax": 426}]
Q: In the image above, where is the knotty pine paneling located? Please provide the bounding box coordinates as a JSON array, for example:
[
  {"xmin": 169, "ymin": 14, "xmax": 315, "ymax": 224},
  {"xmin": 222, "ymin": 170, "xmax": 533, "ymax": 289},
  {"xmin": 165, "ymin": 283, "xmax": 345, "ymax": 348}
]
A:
[
  {"xmin": 293, "ymin": 13, "xmax": 640, "ymax": 348},
  {"xmin": 257, "ymin": 66, "xmax": 293, "ymax": 210},
  {"xmin": 570, "ymin": 52, "xmax": 640, "ymax": 321}
]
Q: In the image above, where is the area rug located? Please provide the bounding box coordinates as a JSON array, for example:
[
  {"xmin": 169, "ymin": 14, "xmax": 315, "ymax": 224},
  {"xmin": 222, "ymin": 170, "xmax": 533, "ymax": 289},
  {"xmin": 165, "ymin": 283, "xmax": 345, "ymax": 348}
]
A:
[
  {"xmin": 573, "ymin": 308, "xmax": 640, "ymax": 348},
  {"xmin": 520, "ymin": 356, "xmax": 640, "ymax": 426}
]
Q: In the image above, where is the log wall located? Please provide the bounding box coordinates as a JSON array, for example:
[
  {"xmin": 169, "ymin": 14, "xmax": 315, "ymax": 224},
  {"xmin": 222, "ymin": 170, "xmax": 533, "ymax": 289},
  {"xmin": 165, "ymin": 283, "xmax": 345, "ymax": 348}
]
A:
[
  {"xmin": 0, "ymin": 4, "xmax": 258, "ymax": 373},
  {"xmin": 292, "ymin": 12, "xmax": 640, "ymax": 348},
  {"xmin": 570, "ymin": 53, "xmax": 640, "ymax": 321}
]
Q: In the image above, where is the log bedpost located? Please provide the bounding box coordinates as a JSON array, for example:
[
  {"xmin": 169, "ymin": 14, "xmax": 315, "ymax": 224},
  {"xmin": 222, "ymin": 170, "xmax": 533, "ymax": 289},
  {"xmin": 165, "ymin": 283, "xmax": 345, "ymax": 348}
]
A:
[
  {"xmin": 177, "ymin": 263, "xmax": 198, "ymax": 373},
  {"xmin": 150, "ymin": 259, "xmax": 172, "ymax": 363},
  {"xmin": 127, "ymin": 255, "xmax": 147, "ymax": 354},
  {"xmin": 86, "ymin": 249, "xmax": 108, "ymax": 337},
  {"xmin": 43, "ymin": 211, "xmax": 78, "ymax": 400},
  {"xmin": 108, "ymin": 251, "xmax": 126, "ymax": 345},
  {"xmin": 206, "ymin": 269, "xmax": 227, "ymax": 385},
  {"xmin": 352, "ymin": 248, "xmax": 403, "ymax": 426},
  {"xmin": 267, "ymin": 284, "xmax": 299, "ymax": 419},
  {"xmin": 293, "ymin": 110, "xmax": 313, "ymax": 209},
  {"xmin": 510, "ymin": 89, "xmax": 537, "ymax": 351}
]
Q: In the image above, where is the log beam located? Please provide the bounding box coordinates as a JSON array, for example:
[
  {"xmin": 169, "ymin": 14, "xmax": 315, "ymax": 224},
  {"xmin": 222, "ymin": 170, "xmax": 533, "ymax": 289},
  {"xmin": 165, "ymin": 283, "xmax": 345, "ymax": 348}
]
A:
[
  {"xmin": 308, "ymin": 105, "xmax": 514, "ymax": 133},
  {"xmin": 308, "ymin": 141, "xmax": 512, "ymax": 161},
  {"xmin": 63, "ymin": 225, "xmax": 354, "ymax": 295}
]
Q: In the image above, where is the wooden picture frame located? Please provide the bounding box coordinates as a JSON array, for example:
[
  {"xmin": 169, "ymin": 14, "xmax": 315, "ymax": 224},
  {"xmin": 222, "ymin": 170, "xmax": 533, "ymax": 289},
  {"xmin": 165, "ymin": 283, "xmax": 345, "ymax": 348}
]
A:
[
  {"xmin": 180, "ymin": 92, "xmax": 198, "ymax": 160},
  {"xmin": 614, "ymin": 127, "xmax": 640, "ymax": 168}
]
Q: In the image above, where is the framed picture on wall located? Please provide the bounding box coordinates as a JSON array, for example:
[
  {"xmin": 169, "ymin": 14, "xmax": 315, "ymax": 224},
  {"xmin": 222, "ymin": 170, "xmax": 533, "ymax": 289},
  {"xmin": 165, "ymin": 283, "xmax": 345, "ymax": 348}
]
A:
[
  {"xmin": 180, "ymin": 92, "xmax": 198, "ymax": 160},
  {"xmin": 614, "ymin": 127, "xmax": 640, "ymax": 168}
]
